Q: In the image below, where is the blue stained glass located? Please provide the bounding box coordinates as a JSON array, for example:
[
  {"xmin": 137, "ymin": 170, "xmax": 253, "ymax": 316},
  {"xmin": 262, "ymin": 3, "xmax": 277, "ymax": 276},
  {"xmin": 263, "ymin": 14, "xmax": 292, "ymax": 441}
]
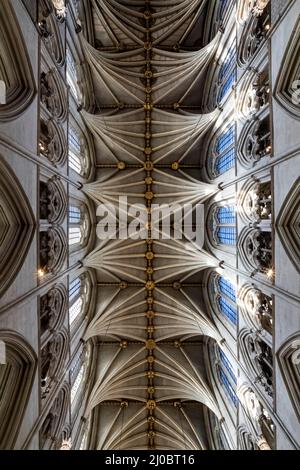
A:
[
  {"xmin": 69, "ymin": 278, "xmax": 81, "ymax": 302},
  {"xmin": 218, "ymin": 41, "xmax": 237, "ymax": 102},
  {"xmin": 220, "ymin": 369, "xmax": 238, "ymax": 406},
  {"xmin": 217, "ymin": 206, "xmax": 236, "ymax": 225},
  {"xmin": 217, "ymin": 226, "xmax": 236, "ymax": 245},
  {"xmin": 215, "ymin": 148, "xmax": 235, "ymax": 174},
  {"xmin": 218, "ymin": 277, "xmax": 236, "ymax": 302},
  {"xmin": 214, "ymin": 125, "xmax": 235, "ymax": 176},
  {"xmin": 220, "ymin": 350, "xmax": 237, "ymax": 384},
  {"xmin": 215, "ymin": 126, "xmax": 235, "ymax": 154},
  {"xmin": 218, "ymin": 297, "xmax": 237, "ymax": 324},
  {"xmin": 69, "ymin": 206, "xmax": 81, "ymax": 224},
  {"xmin": 219, "ymin": 70, "xmax": 236, "ymax": 101}
]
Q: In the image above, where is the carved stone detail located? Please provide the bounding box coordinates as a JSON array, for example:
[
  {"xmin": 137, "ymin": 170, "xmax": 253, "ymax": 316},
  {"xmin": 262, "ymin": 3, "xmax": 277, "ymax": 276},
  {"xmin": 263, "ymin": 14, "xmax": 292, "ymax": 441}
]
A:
[
  {"xmin": 40, "ymin": 284, "xmax": 68, "ymax": 337},
  {"xmin": 39, "ymin": 227, "xmax": 67, "ymax": 274},
  {"xmin": 40, "ymin": 177, "xmax": 67, "ymax": 225},
  {"xmin": 238, "ymin": 228, "xmax": 272, "ymax": 273},
  {"xmin": 41, "ymin": 330, "xmax": 68, "ymax": 400},
  {"xmin": 40, "ymin": 385, "xmax": 70, "ymax": 449},
  {"xmin": 238, "ymin": 179, "xmax": 272, "ymax": 224},
  {"xmin": 238, "ymin": 284, "xmax": 273, "ymax": 335},
  {"xmin": 240, "ymin": 329, "xmax": 273, "ymax": 397},
  {"xmin": 40, "ymin": 117, "xmax": 67, "ymax": 166},
  {"xmin": 39, "ymin": 0, "xmax": 65, "ymax": 66},
  {"xmin": 40, "ymin": 70, "xmax": 67, "ymax": 122}
]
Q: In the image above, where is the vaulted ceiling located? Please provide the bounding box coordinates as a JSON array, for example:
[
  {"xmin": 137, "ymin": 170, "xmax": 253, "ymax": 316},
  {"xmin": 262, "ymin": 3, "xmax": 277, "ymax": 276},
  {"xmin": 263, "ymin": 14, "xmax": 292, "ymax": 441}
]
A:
[{"xmin": 79, "ymin": 0, "xmax": 223, "ymax": 450}]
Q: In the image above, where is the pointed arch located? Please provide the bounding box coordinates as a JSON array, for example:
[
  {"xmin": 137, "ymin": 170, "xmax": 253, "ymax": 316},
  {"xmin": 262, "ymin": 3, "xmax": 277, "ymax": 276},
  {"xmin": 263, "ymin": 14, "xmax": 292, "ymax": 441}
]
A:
[
  {"xmin": 0, "ymin": 0, "xmax": 36, "ymax": 122},
  {"xmin": 276, "ymin": 177, "xmax": 300, "ymax": 274},
  {"xmin": 0, "ymin": 331, "xmax": 37, "ymax": 449},
  {"xmin": 274, "ymin": 16, "xmax": 300, "ymax": 120},
  {"xmin": 277, "ymin": 333, "xmax": 300, "ymax": 421},
  {"xmin": 0, "ymin": 158, "xmax": 36, "ymax": 298}
]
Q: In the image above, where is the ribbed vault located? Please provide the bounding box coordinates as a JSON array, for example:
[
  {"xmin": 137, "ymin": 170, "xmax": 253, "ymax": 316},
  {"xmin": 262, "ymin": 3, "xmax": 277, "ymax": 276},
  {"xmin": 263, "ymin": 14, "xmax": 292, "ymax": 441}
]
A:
[{"xmin": 81, "ymin": 0, "xmax": 223, "ymax": 450}]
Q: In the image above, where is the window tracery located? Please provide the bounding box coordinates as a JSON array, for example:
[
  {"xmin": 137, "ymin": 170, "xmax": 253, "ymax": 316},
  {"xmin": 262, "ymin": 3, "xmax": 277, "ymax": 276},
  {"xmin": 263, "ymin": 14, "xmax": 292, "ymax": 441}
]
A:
[
  {"xmin": 70, "ymin": 345, "xmax": 90, "ymax": 419},
  {"xmin": 209, "ymin": 204, "xmax": 237, "ymax": 247},
  {"xmin": 67, "ymin": 47, "xmax": 83, "ymax": 103},
  {"xmin": 68, "ymin": 273, "xmax": 92, "ymax": 330},
  {"xmin": 207, "ymin": 122, "xmax": 236, "ymax": 178},
  {"xmin": 68, "ymin": 122, "xmax": 90, "ymax": 177},
  {"xmin": 208, "ymin": 271, "xmax": 238, "ymax": 326},
  {"xmin": 68, "ymin": 203, "xmax": 90, "ymax": 249},
  {"xmin": 217, "ymin": 41, "xmax": 237, "ymax": 104}
]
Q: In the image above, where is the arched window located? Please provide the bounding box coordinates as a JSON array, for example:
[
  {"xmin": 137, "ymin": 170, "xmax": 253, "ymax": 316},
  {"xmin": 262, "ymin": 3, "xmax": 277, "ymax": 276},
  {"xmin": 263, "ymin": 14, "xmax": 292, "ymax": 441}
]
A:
[
  {"xmin": 71, "ymin": 364, "xmax": 85, "ymax": 404},
  {"xmin": 69, "ymin": 227, "xmax": 81, "ymax": 246},
  {"xmin": 66, "ymin": 47, "xmax": 80, "ymax": 101},
  {"xmin": 218, "ymin": 277, "xmax": 237, "ymax": 324},
  {"xmin": 209, "ymin": 272, "xmax": 237, "ymax": 325},
  {"xmin": 217, "ymin": 206, "xmax": 236, "ymax": 245},
  {"xmin": 210, "ymin": 205, "xmax": 237, "ymax": 246},
  {"xmin": 68, "ymin": 272, "xmax": 92, "ymax": 330},
  {"xmin": 69, "ymin": 126, "xmax": 82, "ymax": 174},
  {"xmin": 68, "ymin": 204, "xmax": 89, "ymax": 248},
  {"xmin": 69, "ymin": 277, "xmax": 81, "ymax": 302},
  {"xmin": 215, "ymin": 126, "xmax": 235, "ymax": 175},
  {"xmin": 70, "ymin": 346, "xmax": 90, "ymax": 418},
  {"xmin": 209, "ymin": 124, "xmax": 236, "ymax": 178},
  {"xmin": 218, "ymin": 41, "xmax": 237, "ymax": 103},
  {"xmin": 217, "ymin": 348, "xmax": 238, "ymax": 407},
  {"xmin": 69, "ymin": 277, "xmax": 84, "ymax": 327}
]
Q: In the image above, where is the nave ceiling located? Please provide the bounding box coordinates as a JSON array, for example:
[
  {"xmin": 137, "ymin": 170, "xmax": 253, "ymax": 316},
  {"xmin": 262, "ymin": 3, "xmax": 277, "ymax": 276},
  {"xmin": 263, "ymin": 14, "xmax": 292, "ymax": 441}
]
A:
[{"xmin": 78, "ymin": 0, "xmax": 224, "ymax": 450}]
